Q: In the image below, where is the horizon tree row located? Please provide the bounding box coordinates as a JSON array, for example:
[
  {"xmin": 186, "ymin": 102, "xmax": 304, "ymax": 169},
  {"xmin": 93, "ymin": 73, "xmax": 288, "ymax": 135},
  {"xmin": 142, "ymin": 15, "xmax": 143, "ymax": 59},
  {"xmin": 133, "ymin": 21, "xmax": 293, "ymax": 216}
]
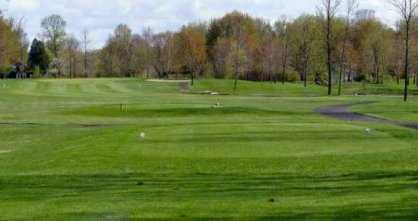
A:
[
  {"xmin": 98, "ymin": 9, "xmax": 417, "ymax": 89},
  {"xmin": 1, "ymin": 2, "xmax": 417, "ymax": 97}
]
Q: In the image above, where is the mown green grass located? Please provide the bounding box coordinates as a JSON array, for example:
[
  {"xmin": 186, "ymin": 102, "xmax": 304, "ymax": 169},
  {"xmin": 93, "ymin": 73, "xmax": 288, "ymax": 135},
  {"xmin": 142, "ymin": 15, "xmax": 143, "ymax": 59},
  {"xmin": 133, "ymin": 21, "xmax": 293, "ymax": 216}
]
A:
[
  {"xmin": 352, "ymin": 99, "xmax": 418, "ymax": 123},
  {"xmin": 0, "ymin": 78, "xmax": 417, "ymax": 220},
  {"xmin": 192, "ymin": 79, "xmax": 418, "ymax": 97}
]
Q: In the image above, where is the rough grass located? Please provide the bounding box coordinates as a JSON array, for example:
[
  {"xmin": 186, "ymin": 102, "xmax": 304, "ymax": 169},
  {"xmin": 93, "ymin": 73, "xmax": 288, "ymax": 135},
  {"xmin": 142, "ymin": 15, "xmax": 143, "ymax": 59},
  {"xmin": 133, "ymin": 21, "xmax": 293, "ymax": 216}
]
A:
[{"xmin": 0, "ymin": 78, "xmax": 417, "ymax": 221}]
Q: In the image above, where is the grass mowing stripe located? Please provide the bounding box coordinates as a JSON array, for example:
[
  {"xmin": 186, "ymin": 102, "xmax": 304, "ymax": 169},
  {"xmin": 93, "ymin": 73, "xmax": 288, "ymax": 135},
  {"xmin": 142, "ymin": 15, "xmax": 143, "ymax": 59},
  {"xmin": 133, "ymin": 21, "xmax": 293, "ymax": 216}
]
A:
[{"xmin": 0, "ymin": 78, "xmax": 417, "ymax": 220}]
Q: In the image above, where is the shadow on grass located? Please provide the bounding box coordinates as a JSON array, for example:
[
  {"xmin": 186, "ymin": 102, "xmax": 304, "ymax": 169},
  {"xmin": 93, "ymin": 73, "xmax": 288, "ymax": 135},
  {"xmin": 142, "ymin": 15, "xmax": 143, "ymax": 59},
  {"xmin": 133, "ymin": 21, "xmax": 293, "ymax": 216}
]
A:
[
  {"xmin": 0, "ymin": 171, "xmax": 418, "ymax": 220},
  {"xmin": 1, "ymin": 171, "xmax": 417, "ymax": 197},
  {"xmin": 67, "ymin": 106, "xmax": 314, "ymax": 118},
  {"xmin": 4, "ymin": 203, "xmax": 418, "ymax": 221}
]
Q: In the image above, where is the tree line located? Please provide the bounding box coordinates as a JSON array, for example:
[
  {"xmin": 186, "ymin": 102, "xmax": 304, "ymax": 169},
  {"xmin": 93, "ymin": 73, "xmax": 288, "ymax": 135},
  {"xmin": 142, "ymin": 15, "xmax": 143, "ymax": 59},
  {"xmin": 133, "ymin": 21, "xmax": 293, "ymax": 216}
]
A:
[
  {"xmin": 0, "ymin": 10, "xmax": 28, "ymax": 75},
  {"xmin": 0, "ymin": 0, "xmax": 417, "ymax": 98}
]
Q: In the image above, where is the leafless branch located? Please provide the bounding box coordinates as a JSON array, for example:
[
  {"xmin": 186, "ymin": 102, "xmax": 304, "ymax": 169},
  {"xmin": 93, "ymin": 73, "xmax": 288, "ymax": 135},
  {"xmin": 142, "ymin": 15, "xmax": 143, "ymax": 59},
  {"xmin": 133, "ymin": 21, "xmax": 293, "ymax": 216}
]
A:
[{"xmin": 389, "ymin": 0, "xmax": 418, "ymax": 21}]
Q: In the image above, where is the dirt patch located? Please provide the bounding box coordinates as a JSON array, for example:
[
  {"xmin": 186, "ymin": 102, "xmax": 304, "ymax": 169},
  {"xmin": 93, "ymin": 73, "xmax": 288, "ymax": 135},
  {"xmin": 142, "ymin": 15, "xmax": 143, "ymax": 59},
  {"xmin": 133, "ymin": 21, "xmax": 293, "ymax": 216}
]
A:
[{"xmin": 316, "ymin": 102, "xmax": 418, "ymax": 131}]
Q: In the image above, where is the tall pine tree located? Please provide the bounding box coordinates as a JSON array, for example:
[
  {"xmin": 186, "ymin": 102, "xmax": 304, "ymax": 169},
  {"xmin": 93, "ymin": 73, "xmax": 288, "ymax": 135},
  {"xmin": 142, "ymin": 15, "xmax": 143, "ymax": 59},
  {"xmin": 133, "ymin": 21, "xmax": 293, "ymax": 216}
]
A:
[{"xmin": 28, "ymin": 39, "xmax": 50, "ymax": 75}]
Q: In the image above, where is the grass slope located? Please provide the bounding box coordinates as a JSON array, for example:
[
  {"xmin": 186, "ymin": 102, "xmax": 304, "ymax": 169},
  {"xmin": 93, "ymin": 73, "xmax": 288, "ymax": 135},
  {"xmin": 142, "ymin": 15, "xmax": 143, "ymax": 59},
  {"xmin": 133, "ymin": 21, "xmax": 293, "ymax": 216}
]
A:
[{"xmin": 0, "ymin": 79, "xmax": 417, "ymax": 220}]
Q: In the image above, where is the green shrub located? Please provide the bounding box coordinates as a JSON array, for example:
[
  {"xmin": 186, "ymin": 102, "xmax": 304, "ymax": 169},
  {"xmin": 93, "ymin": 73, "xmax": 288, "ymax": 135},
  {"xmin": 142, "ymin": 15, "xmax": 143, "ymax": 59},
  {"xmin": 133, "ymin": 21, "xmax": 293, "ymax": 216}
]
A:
[
  {"xmin": 0, "ymin": 65, "xmax": 13, "ymax": 74},
  {"xmin": 286, "ymin": 70, "xmax": 300, "ymax": 83}
]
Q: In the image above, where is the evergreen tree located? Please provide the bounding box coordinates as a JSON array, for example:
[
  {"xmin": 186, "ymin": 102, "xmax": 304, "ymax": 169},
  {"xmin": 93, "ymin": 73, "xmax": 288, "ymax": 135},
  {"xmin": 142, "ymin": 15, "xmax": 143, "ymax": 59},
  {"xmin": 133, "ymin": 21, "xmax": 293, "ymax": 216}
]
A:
[{"xmin": 28, "ymin": 39, "xmax": 50, "ymax": 74}]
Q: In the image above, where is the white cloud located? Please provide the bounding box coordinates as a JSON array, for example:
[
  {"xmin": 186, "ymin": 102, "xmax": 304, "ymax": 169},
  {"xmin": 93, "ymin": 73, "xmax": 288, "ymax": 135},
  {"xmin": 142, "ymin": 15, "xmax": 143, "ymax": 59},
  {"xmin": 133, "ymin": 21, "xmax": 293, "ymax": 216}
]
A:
[{"xmin": 1, "ymin": 0, "xmax": 399, "ymax": 48}]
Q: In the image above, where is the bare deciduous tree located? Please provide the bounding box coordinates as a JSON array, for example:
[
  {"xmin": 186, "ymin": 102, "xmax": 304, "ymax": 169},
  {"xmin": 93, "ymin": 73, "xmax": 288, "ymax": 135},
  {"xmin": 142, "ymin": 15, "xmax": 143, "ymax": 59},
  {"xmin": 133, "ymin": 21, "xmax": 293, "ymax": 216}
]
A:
[
  {"xmin": 65, "ymin": 35, "xmax": 80, "ymax": 78},
  {"xmin": 231, "ymin": 20, "xmax": 248, "ymax": 92},
  {"xmin": 152, "ymin": 32, "xmax": 176, "ymax": 79},
  {"xmin": 389, "ymin": 0, "xmax": 418, "ymax": 101},
  {"xmin": 317, "ymin": 0, "xmax": 342, "ymax": 95},
  {"xmin": 260, "ymin": 32, "xmax": 281, "ymax": 82},
  {"xmin": 212, "ymin": 38, "xmax": 231, "ymax": 79},
  {"xmin": 338, "ymin": 0, "xmax": 358, "ymax": 95},
  {"xmin": 275, "ymin": 17, "xmax": 290, "ymax": 84},
  {"xmin": 8, "ymin": 16, "xmax": 28, "ymax": 63},
  {"xmin": 289, "ymin": 15, "xmax": 320, "ymax": 88},
  {"xmin": 178, "ymin": 25, "xmax": 207, "ymax": 86},
  {"xmin": 41, "ymin": 15, "xmax": 67, "ymax": 58},
  {"xmin": 81, "ymin": 29, "xmax": 91, "ymax": 77},
  {"xmin": 141, "ymin": 27, "xmax": 154, "ymax": 78},
  {"xmin": 112, "ymin": 24, "xmax": 134, "ymax": 77},
  {"xmin": 41, "ymin": 15, "xmax": 67, "ymax": 76}
]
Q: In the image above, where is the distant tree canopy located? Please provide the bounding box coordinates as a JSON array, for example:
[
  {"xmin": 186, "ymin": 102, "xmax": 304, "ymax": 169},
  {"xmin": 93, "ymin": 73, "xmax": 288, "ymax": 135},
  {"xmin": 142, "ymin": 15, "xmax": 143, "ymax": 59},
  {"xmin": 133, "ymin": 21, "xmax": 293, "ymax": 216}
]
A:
[
  {"xmin": 287, "ymin": 15, "xmax": 324, "ymax": 85},
  {"xmin": 97, "ymin": 24, "xmax": 138, "ymax": 77},
  {"xmin": 206, "ymin": 11, "xmax": 270, "ymax": 81},
  {"xmin": 177, "ymin": 24, "xmax": 207, "ymax": 85},
  {"xmin": 0, "ymin": 9, "xmax": 417, "ymax": 94},
  {"xmin": 0, "ymin": 14, "xmax": 20, "ymax": 71},
  {"xmin": 41, "ymin": 14, "xmax": 67, "ymax": 58}
]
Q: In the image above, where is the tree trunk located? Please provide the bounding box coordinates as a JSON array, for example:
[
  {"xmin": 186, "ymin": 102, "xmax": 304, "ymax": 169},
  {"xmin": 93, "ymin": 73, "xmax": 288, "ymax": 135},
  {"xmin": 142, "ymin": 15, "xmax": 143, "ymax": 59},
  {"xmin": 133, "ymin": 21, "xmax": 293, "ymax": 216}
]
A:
[
  {"xmin": 372, "ymin": 47, "xmax": 382, "ymax": 84},
  {"xmin": 338, "ymin": 69, "xmax": 343, "ymax": 95},
  {"xmin": 348, "ymin": 71, "xmax": 351, "ymax": 82},
  {"xmin": 84, "ymin": 52, "xmax": 88, "ymax": 77},
  {"xmin": 282, "ymin": 41, "xmax": 288, "ymax": 85},
  {"xmin": 347, "ymin": 63, "xmax": 352, "ymax": 82},
  {"xmin": 69, "ymin": 57, "xmax": 72, "ymax": 79},
  {"xmin": 403, "ymin": 21, "xmax": 410, "ymax": 102},
  {"xmin": 337, "ymin": 51, "xmax": 345, "ymax": 95},
  {"xmin": 327, "ymin": 10, "xmax": 332, "ymax": 96},
  {"xmin": 234, "ymin": 65, "xmax": 239, "ymax": 92},
  {"xmin": 416, "ymin": 72, "xmax": 418, "ymax": 87},
  {"xmin": 338, "ymin": 22, "xmax": 350, "ymax": 95},
  {"xmin": 303, "ymin": 54, "xmax": 309, "ymax": 88}
]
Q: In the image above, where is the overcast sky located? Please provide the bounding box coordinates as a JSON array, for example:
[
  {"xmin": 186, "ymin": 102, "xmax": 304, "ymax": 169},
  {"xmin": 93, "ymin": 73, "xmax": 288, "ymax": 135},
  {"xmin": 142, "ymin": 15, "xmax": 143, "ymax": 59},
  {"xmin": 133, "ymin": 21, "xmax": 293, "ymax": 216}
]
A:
[{"xmin": 0, "ymin": 0, "xmax": 398, "ymax": 48}]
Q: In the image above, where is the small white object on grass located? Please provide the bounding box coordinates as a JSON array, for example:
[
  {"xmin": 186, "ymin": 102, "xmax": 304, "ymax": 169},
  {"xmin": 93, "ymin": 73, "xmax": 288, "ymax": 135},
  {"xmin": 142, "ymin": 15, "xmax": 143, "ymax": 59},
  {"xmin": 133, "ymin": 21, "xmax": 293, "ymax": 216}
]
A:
[
  {"xmin": 212, "ymin": 101, "xmax": 222, "ymax": 108},
  {"xmin": 365, "ymin": 128, "xmax": 371, "ymax": 134},
  {"xmin": 140, "ymin": 132, "xmax": 146, "ymax": 139}
]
